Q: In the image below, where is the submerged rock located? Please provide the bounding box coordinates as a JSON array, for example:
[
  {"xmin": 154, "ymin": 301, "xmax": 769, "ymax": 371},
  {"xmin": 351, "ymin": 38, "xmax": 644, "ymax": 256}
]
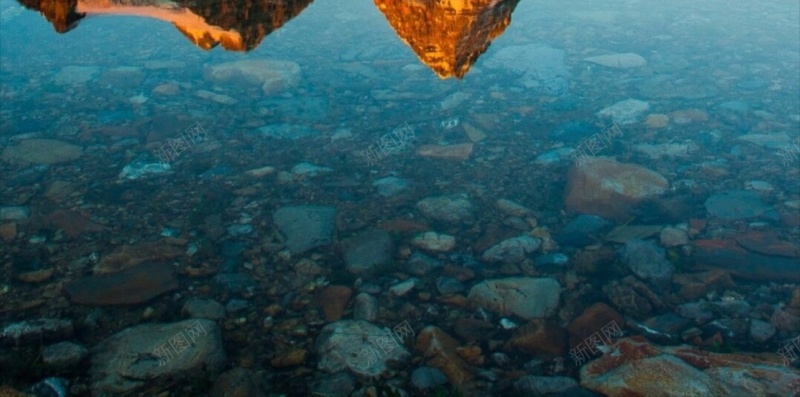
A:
[
  {"xmin": 597, "ymin": 99, "xmax": 650, "ymax": 125},
  {"xmin": 411, "ymin": 231, "xmax": 456, "ymax": 252},
  {"xmin": 373, "ymin": 176, "xmax": 409, "ymax": 197},
  {"xmin": 619, "ymin": 239, "xmax": 675, "ymax": 286},
  {"xmin": 205, "ymin": 59, "xmax": 300, "ymax": 95},
  {"xmin": 484, "ymin": 44, "xmax": 569, "ymax": 95},
  {"xmin": 468, "ymin": 277, "xmax": 561, "ymax": 320},
  {"xmin": 481, "ymin": 235, "xmax": 542, "ymax": 264},
  {"xmin": 1, "ymin": 139, "xmax": 83, "ymax": 165},
  {"xmin": 564, "ymin": 157, "xmax": 668, "ymax": 221},
  {"xmin": 273, "ymin": 205, "xmax": 336, "ymax": 254},
  {"xmin": 315, "ymin": 320, "xmax": 410, "ymax": 378},
  {"xmin": 343, "ymin": 229, "xmax": 394, "ymax": 275},
  {"xmin": 584, "ymin": 53, "xmax": 647, "ymax": 69},
  {"xmin": 704, "ymin": 190, "xmax": 774, "ymax": 221},
  {"xmin": 1, "ymin": 318, "xmax": 73, "ymax": 346},
  {"xmin": 65, "ymin": 262, "xmax": 179, "ymax": 305},
  {"xmin": 416, "ymin": 194, "xmax": 474, "ymax": 224},
  {"xmin": 90, "ymin": 319, "xmax": 226, "ymax": 395},
  {"xmin": 42, "ymin": 341, "xmax": 89, "ymax": 367},
  {"xmin": 579, "ymin": 337, "xmax": 800, "ymax": 397}
]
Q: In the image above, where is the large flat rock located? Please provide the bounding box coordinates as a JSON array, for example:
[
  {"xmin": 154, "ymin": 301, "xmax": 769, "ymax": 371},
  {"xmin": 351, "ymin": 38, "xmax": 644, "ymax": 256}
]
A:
[
  {"xmin": 694, "ymin": 239, "xmax": 800, "ymax": 282},
  {"xmin": 65, "ymin": 262, "xmax": 179, "ymax": 305},
  {"xmin": 1, "ymin": 139, "xmax": 82, "ymax": 165},
  {"xmin": 468, "ymin": 277, "xmax": 561, "ymax": 320},
  {"xmin": 90, "ymin": 319, "xmax": 226, "ymax": 395}
]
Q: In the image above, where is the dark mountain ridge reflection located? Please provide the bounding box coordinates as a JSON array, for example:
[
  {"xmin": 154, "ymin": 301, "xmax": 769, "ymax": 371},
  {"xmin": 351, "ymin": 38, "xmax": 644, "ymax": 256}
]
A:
[{"xmin": 16, "ymin": 0, "xmax": 520, "ymax": 78}]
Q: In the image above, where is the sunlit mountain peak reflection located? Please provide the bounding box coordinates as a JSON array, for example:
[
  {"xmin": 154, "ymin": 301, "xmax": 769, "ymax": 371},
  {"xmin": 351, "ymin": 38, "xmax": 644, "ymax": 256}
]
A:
[
  {"xmin": 374, "ymin": 0, "xmax": 520, "ymax": 79},
  {"xmin": 17, "ymin": 0, "xmax": 314, "ymax": 51}
]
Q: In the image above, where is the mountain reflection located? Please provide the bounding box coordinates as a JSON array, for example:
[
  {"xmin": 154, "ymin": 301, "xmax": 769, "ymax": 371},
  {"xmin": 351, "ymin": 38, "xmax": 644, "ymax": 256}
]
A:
[
  {"xmin": 17, "ymin": 0, "xmax": 520, "ymax": 78},
  {"xmin": 374, "ymin": 0, "xmax": 520, "ymax": 78},
  {"xmin": 18, "ymin": 0, "xmax": 314, "ymax": 51}
]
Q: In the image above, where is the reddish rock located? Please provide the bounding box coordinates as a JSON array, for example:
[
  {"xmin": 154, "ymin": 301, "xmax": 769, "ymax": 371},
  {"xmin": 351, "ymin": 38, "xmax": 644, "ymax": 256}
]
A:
[
  {"xmin": 94, "ymin": 242, "xmax": 184, "ymax": 274},
  {"xmin": 313, "ymin": 285, "xmax": 352, "ymax": 321},
  {"xmin": 580, "ymin": 337, "xmax": 800, "ymax": 397},
  {"xmin": 416, "ymin": 143, "xmax": 473, "ymax": 160},
  {"xmin": 65, "ymin": 262, "xmax": 179, "ymax": 305},
  {"xmin": 270, "ymin": 349, "xmax": 308, "ymax": 367},
  {"xmin": 672, "ymin": 269, "xmax": 736, "ymax": 301},
  {"xmin": 789, "ymin": 287, "xmax": 800, "ymax": 311},
  {"xmin": 689, "ymin": 218, "xmax": 706, "ymax": 234},
  {"xmin": 41, "ymin": 210, "xmax": 104, "ymax": 239},
  {"xmin": 507, "ymin": 319, "xmax": 568, "ymax": 357},
  {"xmin": 377, "ymin": 218, "xmax": 428, "ymax": 233},
  {"xmin": 416, "ymin": 326, "xmax": 473, "ymax": 384},
  {"xmin": 564, "ymin": 156, "xmax": 668, "ymax": 221},
  {"xmin": 735, "ymin": 231, "xmax": 800, "ymax": 258},
  {"xmin": 695, "ymin": 239, "xmax": 800, "ymax": 282},
  {"xmin": 0, "ymin": 223, "xmax": 16, "ymax": 241},
  {"xmin": 770, "ymin": 309, "xmax": 800, "ymax": 332},
  {"xmin": 567, "ymin": 303, "xmax": 625, "ymax": 349}
]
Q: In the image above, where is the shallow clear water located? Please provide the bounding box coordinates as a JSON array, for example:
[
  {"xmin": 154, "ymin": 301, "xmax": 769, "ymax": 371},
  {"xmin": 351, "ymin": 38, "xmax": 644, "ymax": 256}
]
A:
[{"xmin": 1, "ymin": 0, "xmax": 799, "ymax": 396}]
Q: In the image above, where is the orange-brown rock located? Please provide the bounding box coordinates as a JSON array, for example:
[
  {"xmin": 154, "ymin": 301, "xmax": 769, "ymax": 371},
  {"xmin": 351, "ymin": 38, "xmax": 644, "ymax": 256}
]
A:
[
  {"xmin": 789, "ymin": 287, "xmax": 800, "ymax": 311},
  {"xmin": 694, "ymin": 239, "xmax": 800, "ymax": 282},
  {"xmin": 452, "ymin": 318, "xmax": 494, "ymax": 343},
  {"xmin": 270, "ymin": 349, "xmax": 308, "ymax": 367},
  {"xmin": 436, "ymin": 294, "xmax": 469, "ymax": 307},
  {"xmin": 416, "ymin": 143, "xmax": 474, "ymax": 160},
  {"xmin": 65, "ymin": 262, "xmax": 178, "ymax": 306},
  {"xmin": 567, "ymin": 303, "xmax": 625, "ymax": 349},
  {"xmin": 580, "ymin": 337, "xmax": 800, "ymax": 396},
  {"xmin": 735, "ymin": 231, "xmax": 800, "ymax": 258},
  {"xmin": 416, "ymin": 326, "xmax": 473, "ymax": 384},
  {"xmin": 41, "ymin": 210, "xmax": 104, "ymax": 239},
  {"xmin": 94, "ymin": 241, "xmax": 183, "ymax": 274},
  {"xmin": 564, "ymin": 156, "xmax": 668, "ymax": 221},
  {"xmin": 313, "ymin": 285, "xmax": 352, "ymax": 321},
  {"xmin": 672, "ymin": 269, "xmax": 735, "ymax": 301},
  {"xmin": 456, "ymin": 345, "xmax": 484, "ymax": 366},
  {"xmin": 507, "ymin": 319, "xmax": 567, "ymax": 357},
  {"xmin": 0, "ymin": 223, "xmax": 16, "ymax": 241},
  {"xmin": 18, "ymin": 268, "xmax": 54, "ymax": 283}
]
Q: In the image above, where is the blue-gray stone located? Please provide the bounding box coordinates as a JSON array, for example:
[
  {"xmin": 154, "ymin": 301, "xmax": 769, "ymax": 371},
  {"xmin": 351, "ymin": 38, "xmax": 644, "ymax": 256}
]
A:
[
  {"xmin": 534, "ymin": 253, "xmax": 569, "ymax": 272},
  {"xmin": 550, "ymin": 121, "xmax": 595, "ymax": 141},
  {"xmin": 225, "ymin": 299, "xmax": 250, "ymax": 313},
  {"xmin": 212, "ymin": 273, "xmax": 255, "ymax": 294},
  {"xmin": 373, "ymin": 176, "xmax": 409, "ymax": 197},
  {"xmin": 411, "ymin": 366, "xmax": 448, "ymax": 391},
  {"xmin": 343, "ymin": 229, "xmax": 394, "ymax": 275},
  {"xmin": 619, "ymin": 239, "xmax": 674, "ymax": 286},
  {"xmin": 258, "ymin": 123, "xmax": 319, "ymax": 140},
  {"xmin": 514, "ymin": 375, "xmax": 579, "ymax": 396},
  {"xmin": 26, "ymin": 377, "xmax": 70, "ymax": 397},
  {"xmin": 259, "ymin": 97, "xmax": 328, "ymax": 122},
  {"xmin": 435, "ymin": 277, "xmax": 465, "ymax": 295},
  {"xmin": 0, "ymin": 206, "xmax": 30, "ymax": 221},
  {"xmin": 406, "ymin": 252, "xmax": 442, "ymax": 276},
  {"xmin": 557, "ymin": 215, "xmax": 613, "ymax": 247},
  {"xmin": 705, "ymin": 190, "xmax": 774, "ymax": 221},
  {"xmin": 119, "ymin": 155, "xmax": 171, "ymax": 180},
  {"xmin": 273, "ymin": 205, "xmax": 336, "ymax": 254}
]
